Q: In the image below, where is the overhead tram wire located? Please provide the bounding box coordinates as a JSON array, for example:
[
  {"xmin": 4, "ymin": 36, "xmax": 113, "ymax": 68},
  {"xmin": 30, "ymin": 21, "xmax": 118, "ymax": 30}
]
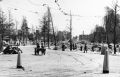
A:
[
  {"xmin": 27, "ymin": 0, "xmax": 102, "ymax": 18},
  {"xmin": 27, "ymin": 0, "xmax": 43, "ymax": 6},
  {"xmin": 54, "ymin": 0, "xmax": 103, "ymax": 18},
  {"xmin": 2, "ymin": 2, "xmax": 39, "ymax": 14},
  {"xmin": 27, "ymin": 0, "xmax": 58, "ymax": 10},
  {"xmin": 2, "ymin": 0, "xmax": 103, "ymax": 18},
  {"xmin": 3, "ymin": 0, "xmax": 29, "ymax": 5}
]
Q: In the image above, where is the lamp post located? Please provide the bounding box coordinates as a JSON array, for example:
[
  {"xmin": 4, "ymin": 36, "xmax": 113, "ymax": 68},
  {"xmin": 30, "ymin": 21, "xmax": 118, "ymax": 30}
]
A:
[{"xmin": 66, "ymin": 11, "xmax": 72, "ymax": 51}]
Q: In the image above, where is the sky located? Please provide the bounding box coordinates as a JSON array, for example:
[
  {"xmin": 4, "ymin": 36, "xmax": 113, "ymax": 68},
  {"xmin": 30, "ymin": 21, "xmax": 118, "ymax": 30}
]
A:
[{"xmin": 0, "ymin": 0, "xmax": 120, "ymax": 36}]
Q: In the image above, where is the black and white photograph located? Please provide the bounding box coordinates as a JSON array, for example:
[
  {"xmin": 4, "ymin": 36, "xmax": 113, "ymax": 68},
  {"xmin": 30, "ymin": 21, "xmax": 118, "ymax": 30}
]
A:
[{"xmin": 0, "ymin": 0, "xmax": 120, "ymax": 77}]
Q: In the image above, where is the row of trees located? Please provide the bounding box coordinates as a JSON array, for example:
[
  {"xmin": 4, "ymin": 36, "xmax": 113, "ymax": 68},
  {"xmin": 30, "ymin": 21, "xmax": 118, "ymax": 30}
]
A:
[
  {"xmin": 38, "ymin": 7, "xmax": 71, "ymax": 47},
  {"xmin": 0, "ymin": 6, "xmax": 71, "ymax": 46},
  {"xmin": 89, "ymin": 6, "xmax": 120, "ymax": 44},
  {"xmin": 89, "ymin": 4, "xmax": 120, "ymax": 54},
  {"xmin": 0, "ymin": 8, "xmax": 32, "ymax": 45}
]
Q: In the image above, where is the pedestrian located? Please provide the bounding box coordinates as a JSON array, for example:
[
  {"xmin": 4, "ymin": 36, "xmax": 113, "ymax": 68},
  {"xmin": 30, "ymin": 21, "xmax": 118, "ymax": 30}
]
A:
[
  {"xmin": 116, "ymin": 44, "xmax": 119, "ymax": 52},
  {"xmin": 62, "ymin": 43, "xmax": 65, "ymax": 51},
  {"xmin": 80, "ymin": 46, "xmax": 83, "ymax": 51},
  {"xmin": 91, "ymin": 46, "xmax": 94, "ymax": 52},
  {"xmin": 70, "ymin": 44, "xmax": 72, "ymax": 51},
  {"xmin": 75, "ymin": 44, "xmax": 77, "ymax": 49},
  {"xmin": 41, "ymin": 43, "xmax": 44, "ymax": 48},
  {"xmin": 37, "ymin": 43, "xmax": 40, "ymax": 49},
  {"xmin": 108, "ymin": 44, "xmax": 112, "ymax": 54},
  {"xmin": 36, "ymin": 43, "xmax": 40, "ymax": 55},
  {"xmin": 84, "ymin": 44, "xmax": 87, "ymax": 53}
]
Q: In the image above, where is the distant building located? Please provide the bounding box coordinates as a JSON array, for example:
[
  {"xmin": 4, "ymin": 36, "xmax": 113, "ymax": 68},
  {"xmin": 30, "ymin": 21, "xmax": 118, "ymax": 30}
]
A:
[
  {"xmin": 79, "ymin": 35, "xmax": 89, "ymax": 41},
  {"xmin": 72, "ymin": 36, "xmax": 79, "ymax": 43}
]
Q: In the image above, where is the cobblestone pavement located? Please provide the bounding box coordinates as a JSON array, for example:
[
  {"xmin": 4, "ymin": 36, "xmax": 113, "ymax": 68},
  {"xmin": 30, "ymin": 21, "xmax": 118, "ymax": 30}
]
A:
[{"xmin": 0, "ymin": 45, "xmax": 120, "ymax": 77}]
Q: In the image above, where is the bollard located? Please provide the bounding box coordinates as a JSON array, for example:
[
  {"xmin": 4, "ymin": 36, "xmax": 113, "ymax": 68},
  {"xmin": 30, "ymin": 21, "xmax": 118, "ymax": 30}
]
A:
[
  {"xmin": 17, "ymin": 51, "xmax": 23, "ymax": 68},
  {"xmin": 103, "ymin": 50, "xmax": 109, "ymax": 73}
]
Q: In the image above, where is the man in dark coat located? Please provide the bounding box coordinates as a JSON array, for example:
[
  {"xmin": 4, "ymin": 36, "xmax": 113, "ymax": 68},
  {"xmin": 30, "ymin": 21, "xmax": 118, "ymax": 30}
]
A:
[
  {"xmin": 62, "ymin": 43, "xmax": 65, "ymax": 51},
  {"xmin": 84, "ymin": 44, "xmax": 87, "ymax": 53},
  {"xmin": 80, "ymin": 46, "xmax": 83, "ymax": 51},
  {"xmin": 35, "ymin": 43, "xmax": 40, "ymax": 55},
  {"xmin": 70, "ymin": 44, "xmax": 72, "ymax": 51},
  {"xmin": 91, "ymin": 46, "xmax": 94, "ymax": 52}
]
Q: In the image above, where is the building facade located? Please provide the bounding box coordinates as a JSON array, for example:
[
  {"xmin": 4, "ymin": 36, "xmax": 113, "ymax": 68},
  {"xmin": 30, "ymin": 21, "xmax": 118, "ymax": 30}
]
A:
[{"xmin": 79, "ymin": 35, "xmax": 89, "ymax": 41}]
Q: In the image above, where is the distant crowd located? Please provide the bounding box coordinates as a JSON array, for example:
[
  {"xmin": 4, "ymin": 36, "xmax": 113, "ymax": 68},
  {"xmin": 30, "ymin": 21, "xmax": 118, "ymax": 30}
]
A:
[{"xmin": 61, "ymin": 43, "xmax": 120, "ymax": 54}]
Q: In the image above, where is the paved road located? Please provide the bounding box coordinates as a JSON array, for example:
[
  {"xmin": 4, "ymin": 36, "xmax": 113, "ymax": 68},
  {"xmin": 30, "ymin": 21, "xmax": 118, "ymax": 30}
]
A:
[{"xmin": 0, "ymin": 45, "xmax": 120, "ymax": 77}]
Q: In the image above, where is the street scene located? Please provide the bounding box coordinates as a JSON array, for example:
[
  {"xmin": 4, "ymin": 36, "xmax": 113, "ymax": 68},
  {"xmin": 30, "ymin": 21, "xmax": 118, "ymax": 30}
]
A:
[
  {"xmin": 1, "ymin": 45, "xmax": 120, "ymax": 77},
  {"xmin": 0, "ymin": 0, "xmax": 120, "ymax": 77}
]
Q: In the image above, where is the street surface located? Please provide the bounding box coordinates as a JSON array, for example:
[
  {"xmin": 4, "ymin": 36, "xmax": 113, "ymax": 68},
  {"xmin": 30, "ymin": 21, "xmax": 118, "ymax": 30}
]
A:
[{"xmin": 0, "ymin": 45, "xmax": 120, "ymax": 77}]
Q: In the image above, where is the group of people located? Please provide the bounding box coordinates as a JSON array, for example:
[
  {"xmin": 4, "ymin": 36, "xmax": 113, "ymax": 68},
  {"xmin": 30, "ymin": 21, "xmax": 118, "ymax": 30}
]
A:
[
  {"xmin": 62, "ymin": 43, "xmax": 78, "ymax": 51},
  {"xmin": 35, "ymin": 43, "xmax": 46, "ymax": 55},
  {"xmin": 79, "ymin": 44, "xmax": 88, "ymax": 53},
  {"xmin": 61, "ymin": 43, "xmax": 88, "ymax": 53}
]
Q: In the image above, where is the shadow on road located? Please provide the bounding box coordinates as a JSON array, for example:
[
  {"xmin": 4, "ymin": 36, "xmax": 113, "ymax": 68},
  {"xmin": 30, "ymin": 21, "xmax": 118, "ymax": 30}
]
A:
[{"xmin": 31, "ymin": 54, "xmax": 44, "ymax": 56}]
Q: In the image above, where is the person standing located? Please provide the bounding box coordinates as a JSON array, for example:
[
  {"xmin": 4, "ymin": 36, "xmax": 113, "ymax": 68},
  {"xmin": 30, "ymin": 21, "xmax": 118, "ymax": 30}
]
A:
[
  {"xmin": 62, "ymin": 43, "xmax": 65, "ymax": 51},
  {"xmin": 72, "ymin": 44, "xmax": 75, "ymax": 50},
  {"xmin": 91, "ymin": 46, "xmax": 94, "ymax": 52},
  {"xmin": 41, "ymin": 43, "xmax": 44, "ymax": 48},
  {"xmin": 84, "ymin": 44, "xmax": 87, "ymax": 53},
  {"xmin": 75, "ymin": 44, "xmax": 77, "ymax": 49},
  {"xmin": 80, "ymin": 46, "xmax": 83, "ymax": 51},
  {"xmin": 35, "ymin": 43, "xmax": 40, "ymax": 55},
  {"xmin": 70, "ymin": 44, "xmax": 72, "ymax": 51}
]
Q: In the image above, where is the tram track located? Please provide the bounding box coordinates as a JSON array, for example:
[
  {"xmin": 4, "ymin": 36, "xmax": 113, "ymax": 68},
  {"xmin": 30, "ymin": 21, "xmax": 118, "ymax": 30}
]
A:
[{"xmin": 63, "ymin": 52, "xmax": 103, "ymax": 72}]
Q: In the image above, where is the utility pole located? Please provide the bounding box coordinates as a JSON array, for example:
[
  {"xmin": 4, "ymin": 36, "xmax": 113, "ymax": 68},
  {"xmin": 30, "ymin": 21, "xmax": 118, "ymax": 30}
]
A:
[
  {"xmin": 8, "ymin": 11, "xmax": 10, "ymax": 44},
  {"xmin": 47, "ymin": 7, "xmax": 50, "ymax": 48},
  {"xmin": 105, "ymin": 16, "xmax": 109, "ymax": 46},
  {"xmin": 114, "ymin": 4, "xmax": 117, "ymax": 54},
  {"xmin": 15, "ymin": 19, "xmax": 18, "ymax": 43},
  {"xmin": 70, "ymin": 10, "xmax": 72, "ymax": 51},
  {"xmin": 36, "ymin": 26, "xmax": 37, "ymax": 43},
  {"xmin": 44, "ymin": 16, "xmax": 46, "ymax": 47}
]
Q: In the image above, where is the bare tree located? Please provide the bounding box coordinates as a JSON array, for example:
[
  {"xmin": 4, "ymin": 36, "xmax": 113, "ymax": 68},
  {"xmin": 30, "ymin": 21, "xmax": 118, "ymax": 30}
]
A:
[
  {"xmin": 104, "ymin": 3, "xmax": 120, "ymax": 54},
  {"xmin": 8, "ymin": 10, "xmax": 14, "ymax": 44},
  {"xmin": 21, "ymin": 16, "xmax": 29, "ymax": 45}
]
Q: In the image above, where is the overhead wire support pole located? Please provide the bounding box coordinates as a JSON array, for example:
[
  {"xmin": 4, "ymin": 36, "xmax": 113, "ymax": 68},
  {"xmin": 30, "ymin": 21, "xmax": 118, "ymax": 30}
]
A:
[
  {"xmin": 106, "ymin": 16, "xmax": 109, "ymax": 45},
  {"xmin": 70, "ymin": 10, "xmax": 72, "ymax": 51},
  {"xmin": 8, "ymin": 10, "xmax": 10, "ymax": 44},
  {"xmin": 114, "ymin": 4, "xmax": 117, "ymax": 54},
  {"xmin": 44, "ymin": 16, "xmax": 46, "ymax": 47},
  {"xmin": 47, "ymin": 7, "xmax": 50, "ymax": 48}
]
